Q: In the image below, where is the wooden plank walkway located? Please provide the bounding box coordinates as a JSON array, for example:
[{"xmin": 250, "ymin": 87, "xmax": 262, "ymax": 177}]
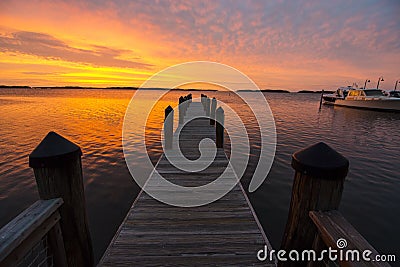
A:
[{"xmin": 99, "ymin": 101, "xmax": 276, "ymax": 266}]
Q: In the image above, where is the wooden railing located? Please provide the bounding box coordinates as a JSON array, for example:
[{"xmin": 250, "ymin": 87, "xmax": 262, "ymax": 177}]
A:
[
  {"xmin": 309, "ymin": 210, "xmax": 391, "ymax": 267},
  {"xmin": 0, "ymin": 131, "xmax": 94, "ymax": 267},
  {"xmin": 0, "ymin": 198, "xmax": 67, "ymax": 266}
]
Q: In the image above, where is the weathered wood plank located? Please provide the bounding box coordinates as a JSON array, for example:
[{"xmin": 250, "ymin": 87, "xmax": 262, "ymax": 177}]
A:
[
  {"xmin": 47, "ymin": 220, "xmax": 68, "ymax": 267},
  {"xmin": 309, "ymin": 210, "xmax": 391, "ymax": 267},
  {"xmin": 0, "ymin": 198, "xmax": 63, "ymax": 263}
]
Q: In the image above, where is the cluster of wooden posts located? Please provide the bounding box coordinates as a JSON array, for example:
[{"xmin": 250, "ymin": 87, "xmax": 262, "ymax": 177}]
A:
[
  {"xmin": 0, "ymin": 95, "xmax": 390, "ymax": 267},
  {"xmin": 164, "ymin": 93, "xmax": 225, "ymax": 149}
]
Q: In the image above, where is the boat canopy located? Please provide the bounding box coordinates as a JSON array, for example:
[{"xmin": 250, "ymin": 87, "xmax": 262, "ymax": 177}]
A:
[
  {"xmin": 347, "ymin": 89, "xmax": 384, "ymax": 97},
  {"xmin": 364, "ymin": 89, "xmax": 384, "ymax": 96}
]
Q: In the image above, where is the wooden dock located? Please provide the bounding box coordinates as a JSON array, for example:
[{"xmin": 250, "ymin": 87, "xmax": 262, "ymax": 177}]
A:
[{"xmin": 99, "ymin": 101, "xmax": 275, "ymax": 266}]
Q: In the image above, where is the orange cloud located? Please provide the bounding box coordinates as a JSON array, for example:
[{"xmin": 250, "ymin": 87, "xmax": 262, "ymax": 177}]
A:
[{"xmin": 0, "ymin": 31, "xmax": 152, "ymax": 69}]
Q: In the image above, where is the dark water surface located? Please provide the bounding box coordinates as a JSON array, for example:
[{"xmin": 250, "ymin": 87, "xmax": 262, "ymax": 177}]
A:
[{"xmin": 0, "ymin": 88, "xmax": 399, "ymax": 263}]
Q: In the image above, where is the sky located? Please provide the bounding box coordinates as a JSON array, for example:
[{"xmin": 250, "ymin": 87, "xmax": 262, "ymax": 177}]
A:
[{"xmin": 0, "ymin": 0, "xmax": 399, "ymax": 91}]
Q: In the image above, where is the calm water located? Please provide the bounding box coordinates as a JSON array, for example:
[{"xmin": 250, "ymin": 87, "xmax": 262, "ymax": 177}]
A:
[{"xmin": 0, "ymin": 88, "xmax": 399, "ymax": 264}]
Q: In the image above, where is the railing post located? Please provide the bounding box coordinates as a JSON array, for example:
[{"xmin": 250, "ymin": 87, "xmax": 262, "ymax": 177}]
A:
[
  {"xmin": 179, "ymin": 96, "xmax": 184, "ymax": 125},
  {"xmin": 29, "ymin": 131, "xmax": 94, "ymax": 267},
  {"xmin": 164, "ymin": 105, "xmax": 174, "ymax": 150},
  {"xmin": 279, "ymin": 142, "xmax": 349, "ymax": 267},
  {"xmin": 216, "ymin": 107, "xmax": 224, "ymax": 148},
  {"xmin": 210, "ymin": 97, "xmax": 217, "ymax": 125},
  {"xmin": 205, "ymin": 97, "xmax": 210, "ymax": 117}
]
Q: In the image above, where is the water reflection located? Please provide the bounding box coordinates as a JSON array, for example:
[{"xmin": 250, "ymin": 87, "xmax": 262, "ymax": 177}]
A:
[{"xmin": 0, "ymin": 89, "xmax": 399, "ymax": 262}]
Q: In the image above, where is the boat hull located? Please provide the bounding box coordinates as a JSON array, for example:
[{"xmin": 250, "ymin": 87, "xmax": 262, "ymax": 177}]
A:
[
  {"xmin": 322, "ymin": 96, "xmax": 337, "ymax": 104},
  {"xmin": 334, "ymin": 99, "xmax": 400, "ymax": 112}
]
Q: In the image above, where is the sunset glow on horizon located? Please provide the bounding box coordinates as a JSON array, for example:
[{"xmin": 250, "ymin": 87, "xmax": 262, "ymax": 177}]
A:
[{"xmin": 0, "ymin": 0, "xmax": 399, "ymax": 91}]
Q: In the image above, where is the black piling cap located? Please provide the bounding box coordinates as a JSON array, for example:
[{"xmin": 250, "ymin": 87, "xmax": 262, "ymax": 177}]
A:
[
  {"xmin": 29, "ymin": 131, "xmax": 82, "ymax": 168},
  {"xmin": 291, "ymin": 142, "xmax": 349, "ymax": 179},
  {"xmin": 179, "ymin": 96, "xmax": 184, "ymax": 104},
  {"xmin": 165, "ymin": 105, "xmax": 173, "ymax": 118}
]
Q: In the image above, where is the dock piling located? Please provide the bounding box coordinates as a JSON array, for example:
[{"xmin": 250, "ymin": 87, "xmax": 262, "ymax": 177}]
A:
[
  {"xmin": 280, "ymin": 142, "xmax": 349, "ymax": 267},
  {"xmin": 319, "ymin": 89, "xmax": 324, "ymax": 110},
  {"xmin": 201, "ymin": 94, "xmax": 207, "ymax": 110},
  {"xmin": 210, "ymin": 97, "xmax": 217, "ymax": 125},
  {"xmin": 29, "ymin": 131, "xmax": 94, "ymax": 267},
  {"xmin": 179, "ymin": 96, "xmax": 184, "ymax": 125},
  {"xmin": 164, "ymin": 105, "xmax": 174, "ymax": 149},
  {"xmin": 205, "ymin": 97, "xmax": 210, "ymax": 117},
  {"xmin": 183, "ymin": 96, "xmax": 189, "ymax": 115},
  {"xmin": 216, "ymin": 107, "xmax": 225, "ymax": 148}
]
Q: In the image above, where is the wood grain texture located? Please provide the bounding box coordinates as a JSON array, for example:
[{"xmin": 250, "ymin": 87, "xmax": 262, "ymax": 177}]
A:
[
  {"xmin": 309, "ymin": 211, "xmax": 391, "ymax": 267},
  {"xmin": 31, "ymin": 133, "xmax": 94, "ymax": 267},
  {"xmin": 100, "ymin": 101, "xmax": 276, "ymax": 266},
  {"xmin": 0, "ymin": 198, "xmax": 63, "ymax": 265},
  {"xmin": 280, "ymin": 159, "xmax": 347, "ymax": 267}
]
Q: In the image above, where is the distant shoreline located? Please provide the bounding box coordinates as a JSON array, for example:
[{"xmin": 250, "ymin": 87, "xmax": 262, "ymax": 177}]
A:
[
  {"xmin": 0, "ymin": 85, "xmax": 332, "ymax": 93},
  {"xmin": 0, "ymin": 86, "xmax": 218, "ymax": 92},
  {"xmin": 238, "ymin": 89, "xmax": 290, "ymax": 93}
]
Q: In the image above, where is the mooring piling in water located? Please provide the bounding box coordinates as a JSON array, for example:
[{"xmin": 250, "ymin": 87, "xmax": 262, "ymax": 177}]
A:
[
  {"xmin": 319, "ymin": 89, "xmax": 324, "ymax": 110},
  {"xmin": 29, "ymin": 131, "xmax": 94, "ymax": 267}
]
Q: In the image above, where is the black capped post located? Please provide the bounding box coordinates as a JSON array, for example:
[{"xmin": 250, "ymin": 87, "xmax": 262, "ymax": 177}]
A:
[
  {"xmin": 179, "ymin": 96, "xmax": 184, "ymax": 125},
  {"xmin": 183, "ymin": 96, "xmax": 189, "ymax": 115},
  {"xmin": 205, "ymin": 97, "xmax": 210, "ymax": 117},
  {"xmin": 201, "ymin": 94, "xmax": 207, "ymax": 109},
  {"xmin": 210, "ymin": 97, "xmax": 217, "ymax": 125},
  {"xmin": 280, "ymin": 142, "xmax": 349, "ymax": 267},
  {"xmin": 216, "ymin": 107, "xmax": 224, "ymax": 148},
  {"xmin": 29, "ymin": 131, "xmax": 94, "ymax": 267},
  {"xmin": 164, "ymin": 105, "xmax": 174, "ymax": 149}
]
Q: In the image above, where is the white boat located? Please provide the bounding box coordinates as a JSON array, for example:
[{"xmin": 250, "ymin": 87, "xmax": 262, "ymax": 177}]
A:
[
  {"xmin": 322, "ymin": 88, "xmax": 400, "ymax": 112},
  {"xmin": 389, "ymin": 90, "xmax": 400, "ymax": 98},
  {"xmin": 322, "ymin": 85, "xmax": 356, "ymax": 104}
]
